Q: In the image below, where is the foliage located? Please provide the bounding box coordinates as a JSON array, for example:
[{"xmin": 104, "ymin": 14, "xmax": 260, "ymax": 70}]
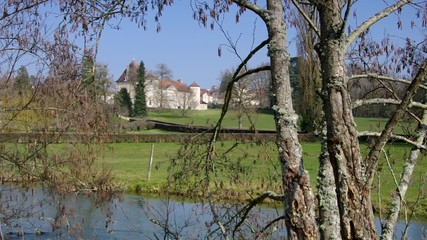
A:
[
  {"xmin": 13, "ymin": 66, "xmax": 31, "ymax": 94},
  {"xmin": 115, "ymin": 88, "xmax": 133, "ymax": 117},
  {"xmin": 292, "ymin": 5, "xmax": 322, "ymax": 133},
  {"xmin": 81, "ymin": 51, "xmax": 112, "ymax": 100},
  {"xmin": 133, "ymin": 60, "xmax": 147, "ymax": 116},
  {"xmin": 93, "ymin": 64, "xmax": 113, "ymax": 101},
  {"xmin": 0, "ymin": 91, "xmax": 46, "ymax": 132}
]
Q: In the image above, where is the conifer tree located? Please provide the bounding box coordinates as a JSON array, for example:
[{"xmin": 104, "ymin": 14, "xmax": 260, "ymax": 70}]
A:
[
  {"xmin": 13, "ymin": 66, "xmax": 31, "ymax": 94},
  {"xmin": 133, "ymin": 60, "xmax": 147, "ymax": 116},
  {"xmin": 116, "ymin": 88, "xmax": 133, "ymax": 117}
]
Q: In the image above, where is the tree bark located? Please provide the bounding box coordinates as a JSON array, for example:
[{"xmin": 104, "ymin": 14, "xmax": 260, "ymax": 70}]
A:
[
  {"xmin": 316, "ymin": 2, "xmax": 377, "ymax": 239},
  {"xmin": 266, "ymin": 0, "xmax": 318, "ymax": 238},
  {"xmin": 317, "ymin": 125, "xmax": 341, "ymax": 239}
]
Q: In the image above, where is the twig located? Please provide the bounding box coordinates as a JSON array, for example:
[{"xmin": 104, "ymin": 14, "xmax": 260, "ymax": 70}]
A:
[
  {"xmin": 232, "ymin": 191, "xmax": 284, "ymax": 237},
  {"xmin": 256, "ymin": 215, "xmax": 286, "ymax": 238}
]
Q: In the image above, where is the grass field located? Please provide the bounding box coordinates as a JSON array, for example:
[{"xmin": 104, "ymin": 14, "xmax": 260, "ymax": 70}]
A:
[
  {"xmin": 100, "ymin": 141, "xmax": 427, "ymax": 218},
  {"xmin": 147, "ymin": 109, "xmax": 276, "ymax": 130},
  {"xmin": 145, "ymin": 109, "xmax": 417, "ymax": 134}
]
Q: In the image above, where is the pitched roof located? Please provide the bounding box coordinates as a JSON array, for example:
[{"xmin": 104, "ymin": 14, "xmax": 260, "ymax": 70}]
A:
[
  {"xmin": 116, "ymin": 69, "xmax": 127, "ymax": 83},
  {"xmin": 200, "ymin": 89, "xmax": 212, "ymax": 96},
  {"xmin": 116, "ymin": 59, "xmax": 139, "ymax": 83},
  {"xmin": 159, "ymin": 79, "xmax": 190, "ymax": 93}
]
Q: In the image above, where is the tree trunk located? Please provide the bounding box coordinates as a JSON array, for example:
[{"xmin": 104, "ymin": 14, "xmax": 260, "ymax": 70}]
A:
[
  {"xmin": 266, "ymin": 0, "xmax": 318, "ymax": 238},
  {"xmin": 317, "ymin": 125, "xmax": 341, "ymax": 239},
  {"xmin": 317, "ymin": 3, "xmax": 377, "ymax": 239},
  {"xmin": 319, "ymin": 38, "xmax": 377, "ymax": 240}
]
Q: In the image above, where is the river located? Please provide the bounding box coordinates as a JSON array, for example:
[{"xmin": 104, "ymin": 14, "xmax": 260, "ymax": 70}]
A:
[{"xmin": 1, "ymin": 186, "xmax": 426, "ymax": 239}]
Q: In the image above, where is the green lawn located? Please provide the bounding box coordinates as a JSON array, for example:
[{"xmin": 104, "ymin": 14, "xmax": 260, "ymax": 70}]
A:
[
  {"xmin": 147, "ymin": 109, "xmax": 276, "ymax": 130},
  {"xmin": 101, "ymin": 141, "xmax": 427, "ymax": 218},
  {"xmin": 354, "ymin": 117, "xmax": 417, "ymax": 135},
  {"xmin": 145, "ymin": 109, "xmax": 417, "ymax": 134}
]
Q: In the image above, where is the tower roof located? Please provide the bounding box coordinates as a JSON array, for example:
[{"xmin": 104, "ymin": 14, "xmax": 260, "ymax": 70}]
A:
[
  {"xmin": 116, "ymin": 59, "xmax": 139, "ymax": 83},
  {"xmin": 189, "ymin": 82, "xmax": 200, "ymax": 88}
]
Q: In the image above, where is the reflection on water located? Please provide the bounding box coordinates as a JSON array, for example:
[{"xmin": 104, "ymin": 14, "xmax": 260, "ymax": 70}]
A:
[{"xmin": 1, "ymin": 186, "xmax": 426, "ymax": 239}]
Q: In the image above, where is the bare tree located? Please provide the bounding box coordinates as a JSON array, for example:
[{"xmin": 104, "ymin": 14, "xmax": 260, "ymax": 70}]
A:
[
  {"xmin": 293, "ymin": 4, "xmax": 322, "ymax": 133},
  {"xmin": 176, "ymin": 91, "xmax": 198, "ymax": 117},
  {"xmin": 219, "ymin": 66, "xmax": 268, "ymax": 129},
  {"xmin": 247, "ymin": 63, "xmax": 272, "ymax": 108},
  {"xmin": 190, "ymin": 1, "xmax": 319, "ymax": 238},
  {"xmin": 0, "ymin": 0, "xmax": 145, "ymax": 235},
  {"xmin": 293, "ymin": 0, "xmax": 427, "ymax": 238},
  {"xmin": 155, "ymin": 63, "xmax": 174, "ymax": 80}
]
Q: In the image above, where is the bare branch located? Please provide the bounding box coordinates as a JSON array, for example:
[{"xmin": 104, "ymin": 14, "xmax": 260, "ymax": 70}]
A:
[
  {"xmin": 381, "ymin": 91, "xmax": 427, "ymax": 239},
  {"xmin": 361, "ymin": 61, "xmax": 427, "ymax": 163},
  {"xmin": 233, "ymin": 191, "xmax": 284, "ymax": 237},
  {"xmin": 382, "ymin": 148, "xmax": 402, "ymax": 194},
  {"xmin": 149, "ymin": 218, "xmax": 181, "ymax": 240},
  {"xmin": 256, "ymin": 215, "xmax": 286, "ymax": 237},
  {"xmin": 352, "ymin": 98, "xmax": 427, "ymax": 110},
  {"xmin": 340, "ymin": 0, "xmax": 353, "ymax": 37},
  {"xmin": 290, "ymin": 0, "xmax": 320, "ymax": 37},
  {"xmin": 234, "ymin": 66, "xmax": 271, "ymax": 83},
  {"xmin": 211, "ymin": 38, "xmax": 270, "ymax": 137},
  {"xmin": 232, "ymin": 0, "xmax": 269, "ymax": 21},
  {"xmin": 345, "ymin": 0, "xmax": 411, "ymax": 49},
  {"xmin": 358, "ymin": 131, "xmax": 427, "ymax": 150},
  {"xmin": 349, "ymin": 74, "xmax": 427, "ymax": 90},
  {"xmin": 0, "ymin": 107, "xmax": 69, "ymax": 113}
]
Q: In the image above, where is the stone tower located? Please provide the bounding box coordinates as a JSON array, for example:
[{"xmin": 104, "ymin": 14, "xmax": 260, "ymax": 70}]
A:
[{"xmin": 189, "ymin": 82, "xmax": 200, "ymax": 110}]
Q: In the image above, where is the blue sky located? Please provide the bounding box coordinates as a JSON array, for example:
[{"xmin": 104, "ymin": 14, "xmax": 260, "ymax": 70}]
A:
[
  {"xmin": 95, "ymin": 0, "xmax": 425, "ymax": 89},
  {"xmin": 97, "ymin": 1, "xmax": 270, "ymax": 89}
]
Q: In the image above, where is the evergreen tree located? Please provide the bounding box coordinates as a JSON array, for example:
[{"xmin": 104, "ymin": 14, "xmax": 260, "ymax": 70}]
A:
[
  {"xmin": 13, "ymin": 66, "xmax": 31, "ymax": 94},
  {"xmin": 116, "ymin": 88, "xmax": 133, "ymax": 117},
  {"xmin": 133, "ymin": 60, "xmax": 147, "ymax": 116}
]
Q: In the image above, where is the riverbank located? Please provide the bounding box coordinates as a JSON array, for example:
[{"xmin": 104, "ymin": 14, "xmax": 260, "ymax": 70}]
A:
[
  {"xmin": 1, "ymin": 140, "xmax": 425, "ymax": 220},
  {"xmin": 102, "ymin": 141, "xmax": 427, "ymax": 220}
]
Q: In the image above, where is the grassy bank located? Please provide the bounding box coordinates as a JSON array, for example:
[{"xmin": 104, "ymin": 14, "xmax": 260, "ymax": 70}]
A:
[{"xmin": 101, "ymin": 141, "xmax": 427, "ymax": 219}]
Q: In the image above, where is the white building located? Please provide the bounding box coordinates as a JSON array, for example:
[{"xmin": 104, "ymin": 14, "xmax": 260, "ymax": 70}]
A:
[{"xmin": 116, "ymin": 60, "xmax": 212, "ymax": 110}]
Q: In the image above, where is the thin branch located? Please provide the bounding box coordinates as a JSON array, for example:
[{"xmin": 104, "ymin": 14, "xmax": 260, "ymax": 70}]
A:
[
  {"xmin": 256, "ymin": 215, "xmax": 286, "ymax": 238},
  {"xmin": 349, "ymin": 74, "xmax": 427, "ymax": 90},
  {"xmin": 377, "ymin": 79, "xmax": 401, "ymax": 100},
  {"xmin": 382, "ymin": 148, "xmax": 402, "ymax": 195},
  {"xmin": 290, "ymin": 0, "xmax": 320, "ymax": 37},
  {"xmin": 381, "ymin": 93, "xmax": 427, "ymax": 239},
  {"xmin": 358, "ymin": 131, "xmax": 427, "ymax": 150},
  {"xmin": 340, "ymin": 0, "xmax": 353, "ymax": 37},
  {"xmin": 345, "ymin": 0, "xmax": 411, "ymax": 49},
  {"xmin": 352, "ymin": 98, "xmax": 427, "ymax": 110},
  {"xmin": 0, "ymin": 106, "xmax": 69, "ymax": 113},
  {"xmin": 208, "ymin": 38, "xmax": 270, "ymax": 143},
  {"xmin": 235, "ymin": 66, "xmax": 271, "ymax": 83},
  {"xmin": 233, "ymin": 191, "xmax": 284, "ymax": 237},
  {"xmin": 149, "ymin": 218, "xmax": 180, "ymax": 240}
]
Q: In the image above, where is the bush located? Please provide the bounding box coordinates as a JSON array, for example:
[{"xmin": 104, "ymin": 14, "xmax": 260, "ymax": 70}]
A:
[{"xmin": 121, "ymin": 120, "xmax": 154, "ymax": 131}]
